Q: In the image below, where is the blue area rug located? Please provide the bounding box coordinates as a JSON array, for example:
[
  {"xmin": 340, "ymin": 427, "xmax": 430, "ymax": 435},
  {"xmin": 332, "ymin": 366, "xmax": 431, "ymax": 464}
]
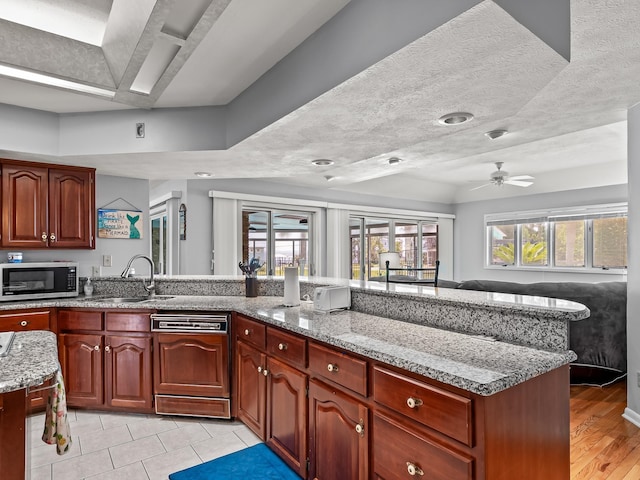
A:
[{"xmin": 169, "ymin": 443, "xmax": 300, "ymax": 479}]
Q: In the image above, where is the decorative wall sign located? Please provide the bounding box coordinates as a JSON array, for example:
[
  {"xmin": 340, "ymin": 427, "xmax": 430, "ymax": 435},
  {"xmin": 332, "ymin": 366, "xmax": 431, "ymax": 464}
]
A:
[
  {"xmin": 98, "ymin": 209, "xmax": 144, "ymax": 239},
  {"xmin": 179, "ymin": 203, "xmax": 187, "ymax": 240}
]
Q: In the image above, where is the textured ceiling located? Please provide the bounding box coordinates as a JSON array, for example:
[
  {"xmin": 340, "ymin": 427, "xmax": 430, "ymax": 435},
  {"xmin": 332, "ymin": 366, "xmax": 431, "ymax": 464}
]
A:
[{"xmin": 0, "ymin": 0, "xmax": 636, "ymax": 204}]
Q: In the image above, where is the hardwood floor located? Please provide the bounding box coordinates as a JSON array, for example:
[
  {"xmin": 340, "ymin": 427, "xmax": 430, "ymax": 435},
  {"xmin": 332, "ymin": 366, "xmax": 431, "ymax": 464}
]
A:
[{"xmin": 571, "ymin": 380, "xmax": 640, "ymax": 479}]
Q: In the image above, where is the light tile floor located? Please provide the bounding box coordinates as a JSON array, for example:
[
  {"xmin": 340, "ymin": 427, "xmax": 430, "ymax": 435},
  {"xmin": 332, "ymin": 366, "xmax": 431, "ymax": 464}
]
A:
[{"xmin": 27, "ymin": 409, "xmax": 262, "ymax": 480}]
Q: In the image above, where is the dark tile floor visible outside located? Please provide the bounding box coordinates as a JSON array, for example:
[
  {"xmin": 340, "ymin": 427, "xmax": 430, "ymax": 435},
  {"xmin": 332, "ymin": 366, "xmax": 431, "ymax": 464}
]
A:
[{"xmin": 28, "ymin": 409, "xmax": 261, "ymax": 480}]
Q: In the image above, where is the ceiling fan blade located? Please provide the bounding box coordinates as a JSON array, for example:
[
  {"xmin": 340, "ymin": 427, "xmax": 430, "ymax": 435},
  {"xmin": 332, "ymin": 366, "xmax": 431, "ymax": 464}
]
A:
[
  {"xmin": 469, "ymin": 182, "xmax": 492, "ymax": 191},
  {"xmin": 508, "ymin": 175, "xmax": 535, "ymax": 181},
  {"xmin": 505, "ymin": 180, "xmax": 534, "ymax": 187}
]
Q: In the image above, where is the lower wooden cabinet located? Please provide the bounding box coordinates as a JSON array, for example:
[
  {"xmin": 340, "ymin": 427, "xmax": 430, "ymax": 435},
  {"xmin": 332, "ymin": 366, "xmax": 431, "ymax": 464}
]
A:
[
  {"xmin": 308, "ymin": 378, "xmax": 369, "ymax": 480},
  {"xmin": 58, "ymin": 309, "xmax": 153, "ymax": 412},
  {"xmin": 236, "ymin": 340, "xmax": 267, "ymax": 437},
  {"xmin": 372, "ymin": 412, "xmax": 473, "ymax": 480}
]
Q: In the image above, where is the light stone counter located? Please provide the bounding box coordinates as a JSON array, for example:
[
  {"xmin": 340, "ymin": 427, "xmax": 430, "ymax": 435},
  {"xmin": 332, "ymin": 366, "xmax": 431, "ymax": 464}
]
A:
[
  {"xmin": 0, "ymin": 275, "xmax": 587, "ymax": 396},
  {"xmin": 0, "ymin": 330, "xmax": 59, "ymax": 394}
]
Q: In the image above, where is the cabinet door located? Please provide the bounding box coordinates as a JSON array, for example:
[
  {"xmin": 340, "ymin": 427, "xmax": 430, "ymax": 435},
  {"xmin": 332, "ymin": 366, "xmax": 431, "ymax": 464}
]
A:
[
  {"xmin": 105, "ymin": 335, "xmax": 153, "ymax": 410},
  {"xmin": 154, "ymin": 333, "xmax": 230, "ymax": 397},
  {"xmin": 308, "ymin": 379, "xmax": 369, "ymax": 480},
  {"xmin": 48, "ymin": 168, "xmax": 94, "ymax": 248},
  {"xmin": 59, "ymin": 333, "xmax": 103, "ymax": 408},
  {"xmin": 236, "ymin": 340, "xmax": 267, "ymax": 439},
  {"xmin": 1, "ymin": 164, "xmax": 48, "ymax": 248},
  {"xmin": 266, "ymin": 356, "xmax": 307, "ymax": 478}
]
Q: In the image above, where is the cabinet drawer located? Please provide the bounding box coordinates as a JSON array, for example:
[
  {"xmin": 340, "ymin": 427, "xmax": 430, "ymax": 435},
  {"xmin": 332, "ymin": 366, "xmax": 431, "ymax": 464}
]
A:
[
  {"xmin": 373, "ymin": 412, "xmax": 473, "ymax": 480},
  {"xmin": 266, "ymin": 327, "xmax": 306, "ymax": 368},
  {"xmin": 106, "ymin": 312, "xmax": 151, "ymax": 332},
  {"xmin": 58, "ymin": 310, "xmax": 103, "ymax": 331},
  {"xmin": 155, "ymin": 395, "xmax": 230, "ymax": 419},
  {"xmin": 373, "ymin": 366, "xmax": 473, "ymax": 446},
  {"xmin": 0, "ymin": 311, "xmax": 50, "ymax": 331},
  {"xmin": 235, "ymin": 315, "xmax": 266, "ymax": 349},
  {"xmin": 308, "ymin": 341, "xmax": 367, "ymax": 397}
]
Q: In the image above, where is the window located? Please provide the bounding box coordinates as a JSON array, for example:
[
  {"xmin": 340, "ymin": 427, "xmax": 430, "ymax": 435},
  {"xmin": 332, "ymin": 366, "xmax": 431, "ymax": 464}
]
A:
[
  {"xmin": 151, "ymin": 213, "xmax": 167, "ymax": 274},
  {"xmin": 242, "ymin": 208, "xmax": 313, "ymax": 276},
  {"xmin": 350, "ymin": 216, "xmax": 438, "ymax": 280},
  {"xmin": 486, "ymin": 204, "xmax": 627, "ymax": 272}
]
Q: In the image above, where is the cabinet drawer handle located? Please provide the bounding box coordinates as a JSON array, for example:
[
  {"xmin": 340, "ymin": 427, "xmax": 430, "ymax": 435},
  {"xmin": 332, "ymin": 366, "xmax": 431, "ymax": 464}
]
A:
[
  {"xmin": 20, "ymin": 320, "xmax": 28, "ymax": 327},
  {"xmin": 406, "ymin": 462, "xmax": 424, "ymax": 476},
  {"xmin": 262, "ymin": 369, "xmax": 269, "ymax": 377},
  {"xmin": 244, "ymin": 329, "xmax": 251, "ymax": 336},
  {"xmin": 406, "ymin": 397, "xmax": 423, "ymax": 409},
  {"xmin": 327, "ymin": 363, "xmax": 339, "ymax": 373},
  {"xmin": 94, "ymin": 345, "xmax": 100, "ymax": 351},
  {"xmin": 105, "ymin": 345, "xmax": 111, "ymax": 353},
  {"xmin": 355, "ymin": 420, "xmax": 365, "ymax": 437},
  {"xmin": 41, "ymin": 232, "xmax": 48, "ymax": 242},
  {"xmin": 278, "ymin": 343, "xmax": 287, "ymax": 351}
]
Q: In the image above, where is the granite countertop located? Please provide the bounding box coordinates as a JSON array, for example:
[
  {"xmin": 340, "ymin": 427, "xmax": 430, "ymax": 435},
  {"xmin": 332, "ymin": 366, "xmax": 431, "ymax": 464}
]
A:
[
  {"xmin": 20, "ymin": 294, "xmax": 575, "ymax": 396},
  {"xmin": 0, "ymin": 330, "xmax": 59, "ymax": 394}
]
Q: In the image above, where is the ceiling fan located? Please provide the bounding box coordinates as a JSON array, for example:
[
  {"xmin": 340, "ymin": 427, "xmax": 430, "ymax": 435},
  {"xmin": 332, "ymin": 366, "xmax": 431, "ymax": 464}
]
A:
[{"xmin": 470, "ymin": 162, "xmax": 534, "ymax": 191}]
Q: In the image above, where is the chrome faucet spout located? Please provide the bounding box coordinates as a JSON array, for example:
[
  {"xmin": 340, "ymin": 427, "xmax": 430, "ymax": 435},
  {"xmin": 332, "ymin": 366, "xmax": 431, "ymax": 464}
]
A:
[{"xmin": 121, "ymin": 254, "xmax": 155, "ymax": 294}]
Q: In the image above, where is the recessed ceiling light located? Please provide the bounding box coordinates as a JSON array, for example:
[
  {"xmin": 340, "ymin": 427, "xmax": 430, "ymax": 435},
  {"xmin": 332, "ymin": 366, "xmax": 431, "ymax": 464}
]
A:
[
  {"xmin": 387, "ymin": 157, "xmax": 403, "ymax": 165},
  {"xmin": 437, "ymin": 112, "xmax": 474, "ymax": 125},
  {"xmin": 194, "ymin": 172, "xmax": 213, "ymax": 177},
  {"xmin": 312, "ymin": 159, "xmax": 334, "ymax": 166},
  {"xmin": 484, "ymin": 129, "xmax": 508, "ymax": 140}
]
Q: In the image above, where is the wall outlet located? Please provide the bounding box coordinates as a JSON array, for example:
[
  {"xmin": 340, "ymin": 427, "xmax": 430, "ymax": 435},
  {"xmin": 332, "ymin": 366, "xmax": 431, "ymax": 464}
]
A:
[
  {"xmin": 91, "ymin": 266, "xmax": 101, "ymax": 277},
  {"xmin": 102, "ymin": 255, "xmax": 112, "ymax": 267}
]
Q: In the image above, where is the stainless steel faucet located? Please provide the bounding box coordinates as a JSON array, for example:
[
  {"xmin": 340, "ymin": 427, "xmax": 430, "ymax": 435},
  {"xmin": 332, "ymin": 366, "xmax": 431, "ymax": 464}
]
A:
[{"xmin": 121, "ymin": 254, "xmax": 155, "ymax": 295}]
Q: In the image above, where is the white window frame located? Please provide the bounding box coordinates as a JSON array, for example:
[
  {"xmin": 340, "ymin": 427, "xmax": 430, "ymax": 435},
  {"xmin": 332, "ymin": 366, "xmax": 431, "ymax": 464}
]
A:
[
  {"xmin": 150, "ymin": 191, "xmax": 181, "ymax": 275},
  {"xmin": 485, "ymin": 203, "xmax": 628, "ymax": 274}
]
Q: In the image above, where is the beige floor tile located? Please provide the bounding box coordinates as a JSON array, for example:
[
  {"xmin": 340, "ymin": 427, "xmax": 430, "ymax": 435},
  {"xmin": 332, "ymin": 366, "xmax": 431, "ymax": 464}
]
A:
[
  {"xmin": 85, "ymin": 461, "xmax": 150, "ymax": 480},
  {"xmin": 30, "ymin": 436, "xmax": 81, "ymax": 468},
  {"xmin": 128, "ymin": 417, "xmax": 179, "ymax": 440},
  {"xmin": 99, "ymin": 411, "xmax": 150, "ymax": 430},
  {"xmin": 109, "ymin": 434, "xmax": 166, "ymax": 469},
  {"xmin": 143, "ymin": 446, "xmax": 202, "ymax": 480},
  {"xmin": 191, "ymin": 431, "xmax": 247, "ymax": 462},
  {"xmin": 199, "ymin": 419, "xmax": 248, "ymax": 437},
  {"xmin": 30, "ymin": 464, "xmax": 52, "ymax": 480},
  {"xmin": 234, "ymin": 426, "xmax": 262, "ymax": 447},
  {"xmin": 79, "ymin": 424, "xmax": 133, "ymax": 454},
  {"xmin": 51, "ymin": 448, "xmax": 113, "ymax": 480},
  {"xmin": 157, "ymin": 423, "xmax": 211, "ymax": 451}
]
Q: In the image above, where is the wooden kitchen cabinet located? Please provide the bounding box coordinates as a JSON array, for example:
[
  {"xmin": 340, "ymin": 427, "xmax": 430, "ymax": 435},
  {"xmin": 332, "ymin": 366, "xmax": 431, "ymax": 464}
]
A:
[
  {"xmin": 58, "ymin": 309, "xmax": 153, "ymax": 412},
  {"xmin": 308, "ymin": 378, "xmax": 369, "ymax": 480},
  {"xmin": 0, "ymin": 160, "xmax": 95, "ymax": 249},
  {"xmin": 234, "ymin": 314, "xmax": 308, "ymax": 477}
]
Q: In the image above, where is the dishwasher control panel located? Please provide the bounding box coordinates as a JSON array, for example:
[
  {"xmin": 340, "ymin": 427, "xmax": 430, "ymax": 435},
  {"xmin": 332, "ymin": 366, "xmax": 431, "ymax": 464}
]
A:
[{"xmin": 151, "ymin": 313, "xmax": 229, "ymax": 333}]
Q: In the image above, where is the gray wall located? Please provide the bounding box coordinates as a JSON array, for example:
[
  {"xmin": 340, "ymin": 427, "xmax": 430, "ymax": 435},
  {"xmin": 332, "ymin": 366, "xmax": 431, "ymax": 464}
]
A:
[
  {"xmin": 0, "ymin": 174, "xmax": 150, "ymax": 279},
  {"xmin": 626, "ymin": 105, "xmax": 640, "ymax": 421},
  {"xmin": 453, "ymin": 184, "xmax": 628, "ymax": 283}
]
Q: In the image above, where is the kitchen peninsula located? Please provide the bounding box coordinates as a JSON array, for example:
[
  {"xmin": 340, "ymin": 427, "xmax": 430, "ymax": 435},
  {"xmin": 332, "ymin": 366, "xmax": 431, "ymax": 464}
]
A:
[
  {"xmin": 0, "ymin": 330, "xmax": 59, "ymax": 479},
  {"xmin": 0, "ymin": 277, "xmax": 588, "ymax": 479}
]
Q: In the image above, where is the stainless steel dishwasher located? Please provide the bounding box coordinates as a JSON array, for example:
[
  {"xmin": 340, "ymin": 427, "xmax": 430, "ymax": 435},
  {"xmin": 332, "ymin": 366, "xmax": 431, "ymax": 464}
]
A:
[{"xmin": 151, "ymin": 312, "xmax": 231, "ymax": 418}]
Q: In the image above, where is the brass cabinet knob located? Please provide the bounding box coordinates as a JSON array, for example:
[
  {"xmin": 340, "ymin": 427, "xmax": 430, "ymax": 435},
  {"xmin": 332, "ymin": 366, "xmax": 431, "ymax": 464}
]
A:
[
  {"xmin": 406, "ymin": 397, "xmax": 423, "ymax": 409},
  {"xmin": 244, "ymin": 329, "xmax": 250, "ymax": 336},
  {"xmin": 355, "ymin": 420, "xmax": 365, "ymax": 437},
  {"xmin": 20, "ymin": 320, "xmax": 28, "ymax": 327},
  {"xmin": 406, "ymin": 462, "xmax": 424, "ymax": 476},
  {"xmin": 41, "ymin": 232, "xmax": 48, "ymax": 242},
  {"xmin": 105, "ymin": 345, "xmax": 111, "ymax": 352},
  {"xmin": 257, "ymin": 366, "xmax": 263, "ymax": 373},
  {"xmin": 94, "ymin": 345, "xmax": 100, "ymax": 351},
  {"xmin": 327, "ymin": 363, "xmax": 339, "ymax": 373},
  {"xmin": 50, "ymin": 233, "xmax": 56, "ymax": 241},
  {"xmin": 278, "ymin": 343, "xmax": 287, "ymax": 351}
]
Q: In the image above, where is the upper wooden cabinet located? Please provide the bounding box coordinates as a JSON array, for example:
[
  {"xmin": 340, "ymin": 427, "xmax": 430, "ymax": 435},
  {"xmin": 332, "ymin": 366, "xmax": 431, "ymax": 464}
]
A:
[{"xmin": 1, "ymin": 160, "xmax": 95, "ymax": 249}]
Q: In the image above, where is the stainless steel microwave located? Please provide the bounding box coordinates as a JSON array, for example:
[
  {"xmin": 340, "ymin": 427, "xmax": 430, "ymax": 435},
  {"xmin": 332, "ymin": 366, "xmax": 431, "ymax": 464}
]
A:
[{"xmin": 0, "ymin": 262, "xmax": 78, "ymax": 301}]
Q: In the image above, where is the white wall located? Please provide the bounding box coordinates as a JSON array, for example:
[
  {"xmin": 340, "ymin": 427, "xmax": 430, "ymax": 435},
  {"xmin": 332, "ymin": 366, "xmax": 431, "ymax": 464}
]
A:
[
  {"xmin": 0, "ymin": 174, "xmax": 150, "ymax": 279},
  {"xmin": 453, "ymin": 184, "xmax": 628, "ymax": 283},
  {"xmin": 624, "ymin": 104, "xmax": 640, "ymax": 424}
]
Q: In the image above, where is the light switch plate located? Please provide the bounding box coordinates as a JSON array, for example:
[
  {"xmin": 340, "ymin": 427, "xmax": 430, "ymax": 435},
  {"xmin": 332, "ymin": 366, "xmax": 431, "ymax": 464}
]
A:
[
  {"xmin": 102, "ymin": 255, "xmax": 112, "ymax": 267},
  {"xmin": 91, "ymin": 266, "xmax": 101, "ymax": 276}
]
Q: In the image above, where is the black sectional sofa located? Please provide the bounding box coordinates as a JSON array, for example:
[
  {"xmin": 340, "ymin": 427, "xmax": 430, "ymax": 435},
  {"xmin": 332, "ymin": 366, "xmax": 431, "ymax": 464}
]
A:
[{"xmin": 438, "ymin": 279, "xmax": 627, "ymax": 386}]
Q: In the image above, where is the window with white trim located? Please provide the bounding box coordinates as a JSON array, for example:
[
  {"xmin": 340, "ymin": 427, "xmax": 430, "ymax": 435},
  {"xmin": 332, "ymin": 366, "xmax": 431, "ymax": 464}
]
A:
[{"xmin": 485, "ymin": 203, "xmax": 627, "ymax": 272}]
